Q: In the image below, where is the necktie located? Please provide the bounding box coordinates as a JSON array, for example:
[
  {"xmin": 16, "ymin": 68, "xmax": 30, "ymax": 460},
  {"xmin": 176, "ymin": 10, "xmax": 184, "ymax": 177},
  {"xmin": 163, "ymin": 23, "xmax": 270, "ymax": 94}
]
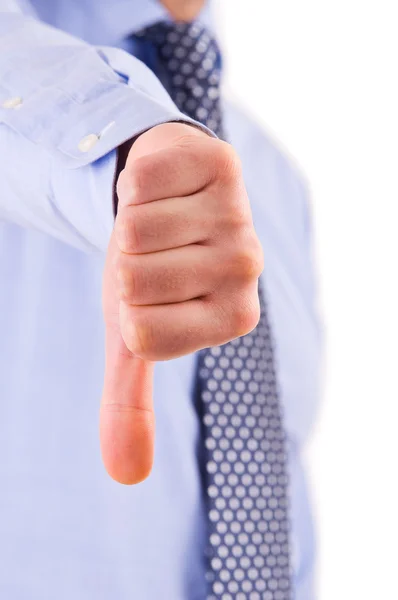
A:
[{"xmin": 135, "ymin": 22, "xmax": 292, "ymax": 600}]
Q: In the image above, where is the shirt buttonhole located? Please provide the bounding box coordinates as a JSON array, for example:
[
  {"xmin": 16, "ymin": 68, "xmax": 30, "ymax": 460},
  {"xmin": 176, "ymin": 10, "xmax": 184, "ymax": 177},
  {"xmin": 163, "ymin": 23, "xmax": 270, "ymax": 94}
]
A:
[{"xmin": 99, "ymin": 121, "xmax": 116, "ymax": 138}]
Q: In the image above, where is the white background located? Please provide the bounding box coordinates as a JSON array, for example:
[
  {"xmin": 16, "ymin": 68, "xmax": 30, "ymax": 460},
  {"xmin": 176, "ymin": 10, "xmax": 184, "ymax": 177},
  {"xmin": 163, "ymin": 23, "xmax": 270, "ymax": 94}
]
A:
[{"xmin": 216, "ymin": 1, "xmax": 398, "ymax": 598}]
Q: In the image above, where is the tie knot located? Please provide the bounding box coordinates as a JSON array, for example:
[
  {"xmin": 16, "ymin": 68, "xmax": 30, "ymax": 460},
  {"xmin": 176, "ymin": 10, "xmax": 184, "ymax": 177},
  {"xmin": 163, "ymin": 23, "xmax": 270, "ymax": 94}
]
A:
[
  {"xmin": 135, "ymin": 21, "xmax": 219, "ymax": 63},
  {"xmin": 135, "ymin": 21, "xmax": 224, "ymax": 136}
]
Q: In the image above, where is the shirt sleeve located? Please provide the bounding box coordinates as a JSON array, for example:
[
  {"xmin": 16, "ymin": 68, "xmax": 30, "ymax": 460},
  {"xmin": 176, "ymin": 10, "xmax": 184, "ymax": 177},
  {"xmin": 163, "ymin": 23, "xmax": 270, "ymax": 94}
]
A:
[{"xmin": 0, "ymin": 3, "xmax": 211, "ymax": 252}]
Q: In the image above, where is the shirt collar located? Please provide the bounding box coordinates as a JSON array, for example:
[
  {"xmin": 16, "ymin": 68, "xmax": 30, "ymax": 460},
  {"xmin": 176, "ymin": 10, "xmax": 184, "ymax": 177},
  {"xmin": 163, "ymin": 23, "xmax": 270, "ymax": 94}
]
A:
[{"xmin": 97, "ymin": 0, "xmax": 214, "ymax": 45}]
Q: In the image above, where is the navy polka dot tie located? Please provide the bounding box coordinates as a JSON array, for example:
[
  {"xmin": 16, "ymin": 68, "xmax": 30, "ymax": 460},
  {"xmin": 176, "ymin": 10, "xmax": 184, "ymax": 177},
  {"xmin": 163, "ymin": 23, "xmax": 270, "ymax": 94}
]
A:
[{"xmin": 135, "ymin": 21, "xmax": 292, "ymax": 600}]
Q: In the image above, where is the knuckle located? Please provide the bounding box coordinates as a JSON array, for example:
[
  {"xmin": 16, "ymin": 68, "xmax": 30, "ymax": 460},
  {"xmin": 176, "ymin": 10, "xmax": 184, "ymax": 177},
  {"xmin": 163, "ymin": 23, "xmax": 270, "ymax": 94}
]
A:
[
  {"xmin": 127, "ymin": 311, "xmax": 180, "ymax": 361},
  {"xmin": 211, "ymin": 145, "xmax": 247, "ymax": 227},
  {"xmin": 234, "ymin": 239, "xmax": 265, "ymax": 283},
  {"xmin": 131, "ymin": 321, "xmax": 149, "ymax": 358},
  {"xmin": 115, "ymin": 169, "xmax": 132, "ymax": 207},
  {"xmin": 130, "ymin": 155, "xmax": 153, "ymax": 193},
  {"xmin": 218, "ymin": 192, "xmax": 248, "ymax": 232},
  {"xmin": 115, "ymin": 255, "xmax": 142, "ymax": 304},
  {"xmin": 131, "ymin": 154, "xmax": 168, "ymax": 200},
  {"xmin": 231, "ymin": 294, "xmax": 261, "ymax": 338},
  {"xmin": 115, "ymin": 207, "xmax": 141, "ymax": 253},
  {"xmin": 215, "ymin": 142, "xmax": 242, "ymax": 182},
  {"xmin": 121, "ymin": 309, "xmax": 147, "ymax": 357},
  {"xmin": 120, "ymin": 303, "xmax": 160, "ymax": 359},
  {"xmin": 130, "ymin": 316, "xmax": 161, "ymax": 361},
  {"xmin": 113, "ymin": 252, "xmax": 126, "ymax": 286}
]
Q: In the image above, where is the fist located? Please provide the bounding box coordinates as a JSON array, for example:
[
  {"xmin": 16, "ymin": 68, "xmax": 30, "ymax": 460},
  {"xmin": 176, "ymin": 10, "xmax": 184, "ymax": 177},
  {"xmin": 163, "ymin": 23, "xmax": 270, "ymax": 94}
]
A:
[
  {"xmin": 100, "ymin": 122, "xmax": 264, "ymax": 484},
  {"xmin": 113, "ymin": 122, "xmax": 263, "ymax": 359}
]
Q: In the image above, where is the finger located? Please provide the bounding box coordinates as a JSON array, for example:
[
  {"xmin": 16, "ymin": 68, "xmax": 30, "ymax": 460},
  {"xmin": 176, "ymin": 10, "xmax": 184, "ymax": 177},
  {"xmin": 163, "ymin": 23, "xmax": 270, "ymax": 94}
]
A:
[
  {"xmin": 118, "ymin": 284, "xmax": 261, "ymax": 362},
  {"xmin": 115, "ymin": 244, "xmax": 236, "ymax": 306},
  {"xmin": 114, "ymin": 193, "xmax": 216, "ymax": 255},
  {"xmin": 100, "ymin": 330, "xmax": 155, "ymax": 485},
  {"xmin": 101, "ymin": 232, "xmax": 155, "ymax": 485},
  {"xmin": 117, "ymin": 142, "xmax": 215, "ymax": 208},
  {"xmin": 119, "ymin": 122, "xmax": 218, "ymax": 207}
]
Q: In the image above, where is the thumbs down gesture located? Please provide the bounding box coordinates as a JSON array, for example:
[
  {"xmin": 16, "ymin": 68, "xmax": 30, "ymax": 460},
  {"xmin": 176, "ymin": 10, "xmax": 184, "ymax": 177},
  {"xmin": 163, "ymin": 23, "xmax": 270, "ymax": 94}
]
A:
[{"xmin": 101, "ymin": 122, "xmax": 264, "ymax": 484}]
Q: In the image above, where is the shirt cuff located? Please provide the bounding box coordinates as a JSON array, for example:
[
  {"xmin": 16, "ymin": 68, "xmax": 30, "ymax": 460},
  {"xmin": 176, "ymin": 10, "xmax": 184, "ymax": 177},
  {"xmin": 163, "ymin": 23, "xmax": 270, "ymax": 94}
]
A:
[
  {"xmin": 0, "ymin": 40, "xmax": 213, "ymax": 170},
  {"xmin": 0, "ymin": 14, "xmax": 214, "ymax": 253}
]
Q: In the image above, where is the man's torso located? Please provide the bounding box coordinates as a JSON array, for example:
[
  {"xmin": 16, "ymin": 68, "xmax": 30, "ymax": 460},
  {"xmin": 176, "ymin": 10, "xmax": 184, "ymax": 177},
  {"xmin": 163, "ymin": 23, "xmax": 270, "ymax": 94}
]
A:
[{"xmin": 0, "ymin": 2, "xmax": 321, "ymax": 598}]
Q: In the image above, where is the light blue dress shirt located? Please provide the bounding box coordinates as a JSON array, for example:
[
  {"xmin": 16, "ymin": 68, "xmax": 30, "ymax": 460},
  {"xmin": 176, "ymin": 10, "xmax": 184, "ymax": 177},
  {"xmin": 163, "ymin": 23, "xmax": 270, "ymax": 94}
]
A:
[{"xmin": 0, "ymin": 1, "xmax": 321, "ymax": 599}]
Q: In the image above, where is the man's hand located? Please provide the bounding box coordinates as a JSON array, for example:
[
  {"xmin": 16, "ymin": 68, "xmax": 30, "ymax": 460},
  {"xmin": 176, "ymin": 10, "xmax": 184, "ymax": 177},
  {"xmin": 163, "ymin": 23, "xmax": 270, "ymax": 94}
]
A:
[{"xmin": 100, "ymin": 123, "xmax": 264, "ymax": 485}]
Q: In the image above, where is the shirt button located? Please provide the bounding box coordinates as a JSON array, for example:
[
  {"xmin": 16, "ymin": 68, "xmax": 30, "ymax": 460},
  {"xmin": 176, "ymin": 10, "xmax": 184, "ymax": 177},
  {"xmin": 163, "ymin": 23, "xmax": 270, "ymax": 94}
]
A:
[
  {"xmin": 78, "ymin": 133, "xmax": 99, "ymax": 153},
  {"xmin": 2, "ymin": 96, "xmax": 23, "ymax": 109}
]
